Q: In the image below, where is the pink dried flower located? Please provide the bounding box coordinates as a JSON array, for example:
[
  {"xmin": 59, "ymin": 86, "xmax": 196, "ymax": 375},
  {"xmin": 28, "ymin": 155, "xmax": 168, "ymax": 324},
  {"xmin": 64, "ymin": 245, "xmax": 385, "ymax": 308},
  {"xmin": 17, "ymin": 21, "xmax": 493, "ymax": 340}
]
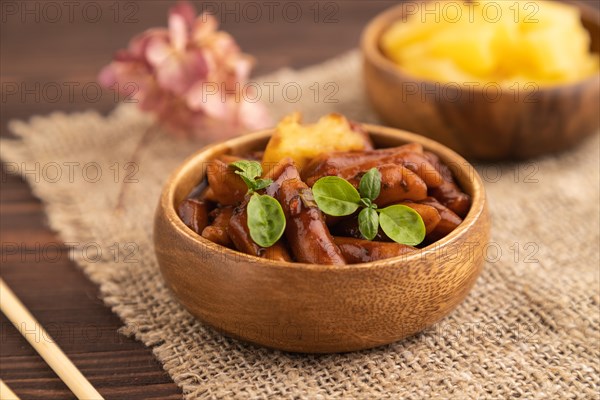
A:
[{"xmin": 98, "ymin": 1, "xmax": 271, "ymax": 140}]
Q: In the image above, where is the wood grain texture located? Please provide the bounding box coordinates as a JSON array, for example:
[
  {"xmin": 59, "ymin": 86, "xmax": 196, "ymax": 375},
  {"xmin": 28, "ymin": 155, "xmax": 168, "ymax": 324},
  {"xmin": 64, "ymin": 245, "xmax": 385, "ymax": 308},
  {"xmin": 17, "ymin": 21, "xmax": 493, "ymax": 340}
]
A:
[
  {"xmin": 154, "ymin": 125, "xmax": 490, "ymax": 353},
  {"xmin": 0, "ymin": 1, "xmax": 394, "ymax": 397},
  {"xmin": 362, "ymin": 0, "xmax": 600, "ymax": 160}
]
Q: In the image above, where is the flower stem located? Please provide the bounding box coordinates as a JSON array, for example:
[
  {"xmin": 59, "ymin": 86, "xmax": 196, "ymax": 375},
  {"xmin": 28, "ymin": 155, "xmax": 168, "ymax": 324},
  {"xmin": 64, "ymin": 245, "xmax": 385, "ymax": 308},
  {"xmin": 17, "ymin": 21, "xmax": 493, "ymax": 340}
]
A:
[{"xmin": 114, "ymin": 122, "xmax": 160, "ymax": 212}]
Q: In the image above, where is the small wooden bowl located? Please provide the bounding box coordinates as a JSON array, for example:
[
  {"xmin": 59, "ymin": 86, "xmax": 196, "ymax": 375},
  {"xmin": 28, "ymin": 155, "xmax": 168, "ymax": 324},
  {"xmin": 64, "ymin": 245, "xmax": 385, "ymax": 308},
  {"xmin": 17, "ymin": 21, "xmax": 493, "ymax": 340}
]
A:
[
  {"xmin": 362, "ymin": 0, "xmax": 600, "ymax": 160},
  {"xmin": 154, "ymin": 125, "xmax": 490, "ymax": 353}
]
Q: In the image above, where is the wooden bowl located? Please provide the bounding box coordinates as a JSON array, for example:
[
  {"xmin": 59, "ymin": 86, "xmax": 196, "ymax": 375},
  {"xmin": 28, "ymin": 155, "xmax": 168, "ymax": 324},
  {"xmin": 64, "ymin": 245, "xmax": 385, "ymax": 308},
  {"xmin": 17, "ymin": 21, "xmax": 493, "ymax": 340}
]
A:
[
  {"xmin": 362, "ymin": 0, "xmax": 600, "ymax": 160},
  {"xmin": 154, "ymin": 125, "xmax": 490, "ymax": 353}
]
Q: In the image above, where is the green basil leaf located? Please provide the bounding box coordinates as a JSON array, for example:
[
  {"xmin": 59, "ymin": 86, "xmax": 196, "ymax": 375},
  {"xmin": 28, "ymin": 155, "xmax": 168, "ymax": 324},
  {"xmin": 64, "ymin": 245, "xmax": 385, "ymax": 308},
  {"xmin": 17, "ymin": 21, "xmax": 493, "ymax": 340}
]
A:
[
  {"xmin": 358, "ymin": 207, "xmax": 379, "ymax": 241},
  {"xmin": 231, "ymin": 160, "xmax": 263, "ymax": 181},
  {"xmin": 253, "ymin": 178, "xmax": 273, "ymax": 191},
  {"xmin": 247, "ymin": 193, "xmax": 286, "ymax": 248},
  {"xmin": 312, "ymin": 176, "xmax": 361, "ymax": 216},
  {"xmin": 359, "ymin": 168, "xmax": 381, "ymax": 201},
  {"xmin": 378, "ymin": 205, "xmax": 426, "ymax": 246},
  {"xmin": 238, "ymin": 174, "xmax": 257, "ymax": 191}
]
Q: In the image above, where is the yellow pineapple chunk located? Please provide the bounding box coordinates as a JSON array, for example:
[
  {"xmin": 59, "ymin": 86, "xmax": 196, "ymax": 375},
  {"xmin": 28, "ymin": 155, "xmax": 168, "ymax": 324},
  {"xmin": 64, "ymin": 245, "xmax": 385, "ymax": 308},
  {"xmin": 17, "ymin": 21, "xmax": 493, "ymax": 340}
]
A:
[
  {"xmin": 425, "ymin": 22, "xmax": 497, "ymax": 76},
  {"xmin": 262, "ymin": 113, "xmax": 370, "ymax": 170},
  {"xmin": 402, "ymin": 58, "xmax": 479, "ymax": 83}
]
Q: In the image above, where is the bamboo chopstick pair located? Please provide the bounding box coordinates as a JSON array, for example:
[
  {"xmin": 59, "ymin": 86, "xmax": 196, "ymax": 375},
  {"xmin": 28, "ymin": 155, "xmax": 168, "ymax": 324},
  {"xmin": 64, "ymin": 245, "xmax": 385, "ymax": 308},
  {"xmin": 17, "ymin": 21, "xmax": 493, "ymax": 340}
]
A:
[{"xmin": 0, "ymin": 278, "xmax": 104, "ymax": 400}]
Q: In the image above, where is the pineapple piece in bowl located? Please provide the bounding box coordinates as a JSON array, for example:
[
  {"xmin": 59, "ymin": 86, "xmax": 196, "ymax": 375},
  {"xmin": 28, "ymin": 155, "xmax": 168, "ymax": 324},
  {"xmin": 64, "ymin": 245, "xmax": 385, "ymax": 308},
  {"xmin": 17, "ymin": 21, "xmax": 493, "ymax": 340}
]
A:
[
  {"xmin": 362, "ymin": 0, "xmax": 600, "ymax": 159},
  {"xmin": 262, "ymin": 113, "xmax": 372, "ymax": 170}
]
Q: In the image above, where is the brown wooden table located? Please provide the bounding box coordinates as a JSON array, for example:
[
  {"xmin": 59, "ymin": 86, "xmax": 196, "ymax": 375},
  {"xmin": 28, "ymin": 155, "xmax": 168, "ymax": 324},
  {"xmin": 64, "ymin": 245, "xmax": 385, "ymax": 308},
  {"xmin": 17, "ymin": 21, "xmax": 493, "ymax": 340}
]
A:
[{"xmin": 0, "ymin": 1, "xmax": 394, "ymax": 398}]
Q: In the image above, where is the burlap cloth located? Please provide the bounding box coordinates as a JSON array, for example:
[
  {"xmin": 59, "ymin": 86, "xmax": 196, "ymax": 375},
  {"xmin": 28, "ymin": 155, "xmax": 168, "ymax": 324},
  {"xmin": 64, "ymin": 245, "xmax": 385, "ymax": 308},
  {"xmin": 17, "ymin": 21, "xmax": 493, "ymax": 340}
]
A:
[{"xmin": 1, "ymin": 51, "xmax": 599, "ymax": 399}]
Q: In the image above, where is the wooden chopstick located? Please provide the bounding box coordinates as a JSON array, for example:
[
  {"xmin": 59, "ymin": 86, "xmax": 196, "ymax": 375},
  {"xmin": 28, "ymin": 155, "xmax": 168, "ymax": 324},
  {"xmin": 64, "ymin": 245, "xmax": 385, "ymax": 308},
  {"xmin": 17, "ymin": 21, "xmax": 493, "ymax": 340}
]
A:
[
  {"xmin": 0, "ymin": 379, "xmax": 21, "ymax": 400},
  {"xmin": 0, "ymin": 278, "xmax": 104, "ymax": 400}
]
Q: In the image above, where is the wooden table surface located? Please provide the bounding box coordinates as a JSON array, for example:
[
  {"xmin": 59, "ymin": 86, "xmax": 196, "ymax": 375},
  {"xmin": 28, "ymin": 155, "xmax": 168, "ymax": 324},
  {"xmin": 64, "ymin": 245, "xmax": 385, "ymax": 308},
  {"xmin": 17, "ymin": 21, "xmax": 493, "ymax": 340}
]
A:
[{"xmin": 0, "ymin": 1, "xmax": 394, "ymax": 398}]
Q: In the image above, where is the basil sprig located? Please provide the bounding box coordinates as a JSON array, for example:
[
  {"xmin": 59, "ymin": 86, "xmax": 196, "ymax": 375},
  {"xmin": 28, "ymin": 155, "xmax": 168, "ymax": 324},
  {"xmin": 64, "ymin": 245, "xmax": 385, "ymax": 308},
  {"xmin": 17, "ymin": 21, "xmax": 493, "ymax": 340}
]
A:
[
  {"xmin": 230, "ymin": 160, "xmax": 285, "ymax": 248},
  {"xmin": 231, "ymin": 160, "xmax": 273, "ymax": 192},
  {"xmin": 312, "ymin": 168, "xmax": 426, "ymax": 245}
]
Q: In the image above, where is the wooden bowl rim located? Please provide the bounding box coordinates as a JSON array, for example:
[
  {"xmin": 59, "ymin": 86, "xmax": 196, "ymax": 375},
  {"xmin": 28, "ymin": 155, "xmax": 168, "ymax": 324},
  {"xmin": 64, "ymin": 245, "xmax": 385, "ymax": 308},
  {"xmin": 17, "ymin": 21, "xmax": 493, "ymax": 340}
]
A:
[
  {"xmin": 157, "ymin": 124, "xmax": 488, "ymax": 271},
  {"xmin": 360, "ymin": 0, "xmax": 600, "ymax": 92}
]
